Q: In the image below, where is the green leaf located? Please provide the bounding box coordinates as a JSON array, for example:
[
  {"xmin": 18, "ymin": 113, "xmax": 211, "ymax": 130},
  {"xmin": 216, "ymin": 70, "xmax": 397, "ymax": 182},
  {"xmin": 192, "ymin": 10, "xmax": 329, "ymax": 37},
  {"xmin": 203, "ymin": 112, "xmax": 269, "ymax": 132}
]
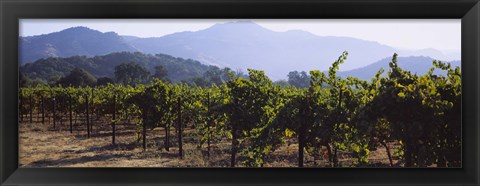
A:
[{"xmin": 285, "ymin": 128, "xmax": 295, "ymax": 137}]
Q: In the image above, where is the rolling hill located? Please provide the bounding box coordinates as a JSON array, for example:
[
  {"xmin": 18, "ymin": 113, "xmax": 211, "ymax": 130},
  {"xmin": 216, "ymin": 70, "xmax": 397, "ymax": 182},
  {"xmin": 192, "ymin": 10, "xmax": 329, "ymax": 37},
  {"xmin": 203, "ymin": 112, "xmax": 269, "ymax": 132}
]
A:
[
  {"xmin": 19, "ymin": 22, "xmax": 460, "ymax": 80},
  {"xmin": 20, "ymin": 52, "xmax": 212, "ymax": 83},
  {"xmin": 19, "ymin": 27, "xmax": 138, "ymax": 64},
  {"xmin": 338, "ymin": 56, "xmax": 461, "ymax": 81}
]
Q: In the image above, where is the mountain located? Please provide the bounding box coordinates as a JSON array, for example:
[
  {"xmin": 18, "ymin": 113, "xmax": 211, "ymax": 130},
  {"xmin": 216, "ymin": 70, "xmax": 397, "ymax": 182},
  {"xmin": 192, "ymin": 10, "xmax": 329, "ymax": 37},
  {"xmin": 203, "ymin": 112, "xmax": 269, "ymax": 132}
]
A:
[
  {"xmin": 121, "ymin": 35, "xmax": 142, "ymax": 42},
  {"xmin": 19, "ymin": 27, "xmax": 138, "ymax": 64},
  {"xmin": 20, "ymin": 52, "xmax": 211, "ymax": 83},
  {"xmin": 127, "ymin": 21, "xmax": 398, "ymax": 80},
  {"xmin": 397, "ymin": 48, "xmax": 461, "ymax": 61},
  {"xmin": 338, "ymin": 56, "xmax": 461, "ymax": 81},
  {"xmin": 20, "ymin": 23, "xmax": 460, "ymax": 80}
]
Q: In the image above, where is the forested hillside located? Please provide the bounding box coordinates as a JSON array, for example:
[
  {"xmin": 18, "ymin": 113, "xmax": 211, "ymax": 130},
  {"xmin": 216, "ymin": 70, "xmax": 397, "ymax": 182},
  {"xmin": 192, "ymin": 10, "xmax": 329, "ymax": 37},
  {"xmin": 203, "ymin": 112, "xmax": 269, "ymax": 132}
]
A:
[{"xmin": 20, "ymin": 52, "xmax": 217, "ymax": 84}]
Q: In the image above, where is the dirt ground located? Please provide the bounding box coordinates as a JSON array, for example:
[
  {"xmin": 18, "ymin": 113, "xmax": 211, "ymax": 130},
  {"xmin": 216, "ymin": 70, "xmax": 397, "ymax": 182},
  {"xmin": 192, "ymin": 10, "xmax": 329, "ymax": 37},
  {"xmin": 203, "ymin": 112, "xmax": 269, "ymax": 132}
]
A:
[{"xmin": 19, "ymin": 115, "xmax": 399, "ymax": 168}]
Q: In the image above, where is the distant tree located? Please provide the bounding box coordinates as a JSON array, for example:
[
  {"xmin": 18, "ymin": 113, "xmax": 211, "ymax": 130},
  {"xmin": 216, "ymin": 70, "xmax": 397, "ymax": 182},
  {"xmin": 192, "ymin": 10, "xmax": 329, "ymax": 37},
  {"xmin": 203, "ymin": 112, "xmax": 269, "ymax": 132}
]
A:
[
  {"xmin": 153, "ymin": 65, "xmax": 169, "ymax": 82},
  {"xmin": 222, "ymin": 67, "xmax": 233, "ymax": 81},
  {"xmin": 204, "ymin": 66, "xmax": 233, "ymax": 86},
  {"xmin": 30, "ymin": 78, "xmax": 48, "ymax": 87},
  {"xmin": 114, "ymin": 62, "xmax": 151, "ymax": 86},
  {"xmin": 234, "ymin": 69, "xmax": 249, "ymax": 79},
  {"xmin": 189, "ymin": 77, "xmax": 209, "ymax": 87},
  {"xmin": 273, "ymin": 80, "xmax": 290, "ymax": 87},
  {"xmin": 287, "ymin": 71, "xmax": 310, "ymax": 88},
  {"xmin": 57, "ymin": 68, "xmax": 97, "ymax": 87},
  {"xmin": 188, "ymin": 66, "xmax": 234, "ymax": 87},
  {"xmin": 96, "ymin": 77, "xmax": 114, "ymax": 86},
  {"xmin": 19, "ymin": 72, "xmax": 32, "ymax": 87},
  {"xmin": 204, "ymin": 66, "xmax": 224, "ymax": 85},
  {"xmin": 47, "ymin": 75, "xmax": 63, "ymax": 86}
]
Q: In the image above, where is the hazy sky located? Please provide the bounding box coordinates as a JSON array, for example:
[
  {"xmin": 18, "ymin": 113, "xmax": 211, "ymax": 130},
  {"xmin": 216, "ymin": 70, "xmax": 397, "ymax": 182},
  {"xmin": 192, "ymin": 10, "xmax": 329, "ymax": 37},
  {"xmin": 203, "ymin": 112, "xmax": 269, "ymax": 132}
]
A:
[{"xmin": 20, "ymin": 19, "xmax": 461, "ymax": 52}]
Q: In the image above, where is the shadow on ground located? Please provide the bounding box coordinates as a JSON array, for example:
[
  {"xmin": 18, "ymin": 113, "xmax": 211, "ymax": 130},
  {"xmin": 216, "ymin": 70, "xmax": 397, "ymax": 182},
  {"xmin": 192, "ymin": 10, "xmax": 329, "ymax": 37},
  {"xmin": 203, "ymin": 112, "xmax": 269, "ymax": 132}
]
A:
[{"xmin": 27, "ymin": 153, "xmax": 134, "ymax": 167}]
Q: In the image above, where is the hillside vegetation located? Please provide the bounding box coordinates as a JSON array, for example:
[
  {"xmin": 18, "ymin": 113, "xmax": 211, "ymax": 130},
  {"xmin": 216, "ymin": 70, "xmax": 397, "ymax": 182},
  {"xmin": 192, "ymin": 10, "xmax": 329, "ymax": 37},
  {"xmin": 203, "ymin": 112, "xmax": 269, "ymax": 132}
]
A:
[{"xmin": 19, "ymin": 53, "xmax": 461, "ymax": 167}]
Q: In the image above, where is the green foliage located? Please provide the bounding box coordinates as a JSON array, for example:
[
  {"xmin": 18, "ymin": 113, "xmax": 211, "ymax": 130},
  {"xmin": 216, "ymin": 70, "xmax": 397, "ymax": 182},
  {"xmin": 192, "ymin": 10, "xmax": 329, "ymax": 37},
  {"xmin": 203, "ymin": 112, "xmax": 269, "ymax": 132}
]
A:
[
  {"xmin": 225, "ymin": 69, "xmax": 281, "ymax": 167},
  {"xmin": 287, "ymin": 71, "xmax": 310, "ymax": 88},
  {"xmin": 57, "ymin": 68, "xmax": 97, "ymax": 87},
  {"xmin": 19, "ymin": 52, "xmax": 461, "ymax": 167},
  {"xmin": 96, "ymin": 77, "xmax": 114, "ymax": 87},
  {"xmin": 188, "ymin": 66, "xmax": 234, "ymax": 87},
  {"xmin": 20, "ymin": 52, "xmax": 214, "ymax": 86},
  {"xmin": 153, "ymin": 65, "xmax": 169, "ymax": 82},
  {"xmin": 114, "ymin": 62, "xmax": 151, "ymax": 86},
  {"xmin": 359, "ymin": 53, "xmax": 461, "ymax": 167}
]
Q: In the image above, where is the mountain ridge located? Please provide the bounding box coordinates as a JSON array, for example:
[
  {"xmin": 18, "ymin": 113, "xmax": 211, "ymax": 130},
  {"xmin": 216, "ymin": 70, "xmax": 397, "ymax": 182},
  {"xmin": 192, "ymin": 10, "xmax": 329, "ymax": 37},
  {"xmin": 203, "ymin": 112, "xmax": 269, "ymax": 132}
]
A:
[
  {"xmin": 20, "ymin": 26, "xmax": 138, "ymax": 64},
  {"xmin": 20, "ymin": 52, "xmax": 213, "ymax": 84},
  {"xmin": 338, "ymin": 56, "xmax": 461, "ymax": 81},
  {"xmin": 19, "ymin": 22, "xmax": 461, "ymax": 80}
]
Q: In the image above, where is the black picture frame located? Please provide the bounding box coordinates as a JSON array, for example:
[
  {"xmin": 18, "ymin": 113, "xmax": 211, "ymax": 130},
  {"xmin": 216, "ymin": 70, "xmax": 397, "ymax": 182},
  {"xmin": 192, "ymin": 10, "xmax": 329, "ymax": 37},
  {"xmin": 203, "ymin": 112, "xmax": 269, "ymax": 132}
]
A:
[{"xmin": 1, "ymin": 0, "xmax": 479, "ymax": 185}]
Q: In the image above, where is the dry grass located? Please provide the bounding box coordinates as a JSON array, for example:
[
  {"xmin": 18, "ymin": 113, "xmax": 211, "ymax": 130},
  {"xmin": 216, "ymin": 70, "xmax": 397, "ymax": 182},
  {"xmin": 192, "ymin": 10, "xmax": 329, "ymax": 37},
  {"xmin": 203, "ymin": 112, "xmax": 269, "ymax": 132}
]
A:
[{"xmin": 19, "ymin": 116, "xmax": 397, "ymax": 168}]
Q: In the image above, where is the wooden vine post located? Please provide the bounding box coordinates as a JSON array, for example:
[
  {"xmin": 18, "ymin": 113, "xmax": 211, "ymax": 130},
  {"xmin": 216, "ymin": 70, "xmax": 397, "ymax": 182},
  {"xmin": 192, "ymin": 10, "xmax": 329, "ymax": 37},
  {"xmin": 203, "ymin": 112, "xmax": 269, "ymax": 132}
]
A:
[
  {"xmin": 177, "ymin": 97, "xmax": 183, "ymax": 159},
  {"xmin": 207, "ymin": 92, "xmax": 211, "ymax": 159},
  {"xmin": 41, "ymin": 94, "xmax": 45, "ymax": 124},
  {"xmin": 298, "ymin": 100, "xmax": 306, "ymax": 168},
  {"xmin": 142, "ymin": 109, "xmax": 147, "ymax": 151},
  {"xmin": 90, "ymin": 88, "xmax": 94, "ymax": 131},
  {"xmin": 37, "ymin": 93, "xmax": 41, "ymax": 122},
  {"xmin": 53, "ymin": 97, "xmax": 56, "ymax": 128},
  {"xmin": 163, "ymin": 89, "xmax": 171, "ymax": 152},
  {"xmin": 59, "ymin": 95, "xmax": 64, "ymax": 127},
  {"xmin": 332, "ymin": 85, "xmax": 343, "ymax": 167},
  {"xmin": 85, "ymin": 94, "xmax": 90, "ymax": 138},
  {"xmin": 230, "ymin": 101, "xmax": 238, "ymax": 167},
  {"xmin": 29, "ymin": 93, "xmax": 33, "ymax": 123},
  {"xmin": 69, "ymin": 95, "xmax": 73, "ymax": 133},
  {"xmin": 19, "ymin": 91, "xmax": 23, "ymax": 122},
  {"xmin": 165, "ymin": 113, "xmax": 170, "ymax": 151},
  {"xmin": 112, "ymin": 94, "xmax": 116, "ymax": 145}
]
